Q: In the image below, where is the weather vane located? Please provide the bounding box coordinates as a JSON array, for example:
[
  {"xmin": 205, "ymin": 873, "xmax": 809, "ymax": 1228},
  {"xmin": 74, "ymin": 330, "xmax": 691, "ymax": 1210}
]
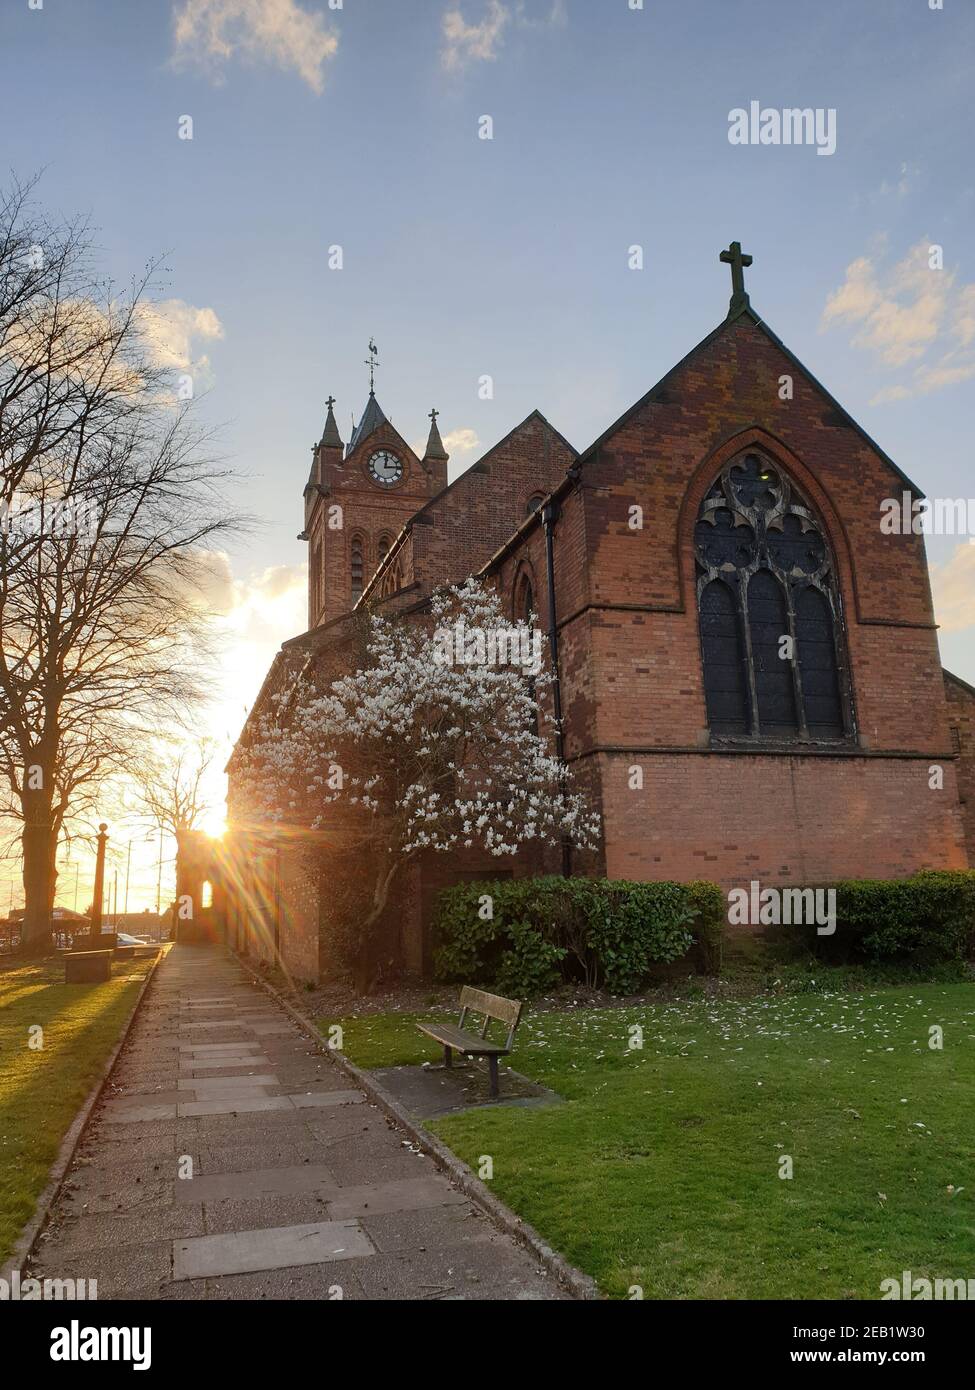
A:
[{"xmin": 364, "ymin": 338, "xmax": 379, "ymax": 394}]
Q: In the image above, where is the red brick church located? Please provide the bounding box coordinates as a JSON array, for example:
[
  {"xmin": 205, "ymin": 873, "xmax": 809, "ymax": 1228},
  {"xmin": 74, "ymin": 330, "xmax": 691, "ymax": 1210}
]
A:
[{"xmin": 226, "ymin": 246, "xmax": 975, "ymax": 984}]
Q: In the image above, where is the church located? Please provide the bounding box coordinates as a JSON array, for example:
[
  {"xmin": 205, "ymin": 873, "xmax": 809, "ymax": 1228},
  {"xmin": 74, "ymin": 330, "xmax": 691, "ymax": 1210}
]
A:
[{"xmin": 225, "ymin": 246, "xmax": 975, "ymax": 985}]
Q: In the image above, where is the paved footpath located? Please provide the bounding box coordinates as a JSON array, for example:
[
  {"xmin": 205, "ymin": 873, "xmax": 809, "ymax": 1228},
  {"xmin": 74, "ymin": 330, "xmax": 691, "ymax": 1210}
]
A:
[{"xmin": 30, "ymin": 945, "xmax": 565, "ymax": 1300}]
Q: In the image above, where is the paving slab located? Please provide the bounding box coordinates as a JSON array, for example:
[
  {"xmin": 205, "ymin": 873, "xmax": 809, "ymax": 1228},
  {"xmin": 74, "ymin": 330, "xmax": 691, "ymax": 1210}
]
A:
[
  {"xmin": 191, "ymin": 1266, "xmax": 367, "ymax": 1301},
  {"xmin": 177, "ymin": 1095, "xmax": 293, "ymax": 1118},
  {"xmin": 180, "ymin": 1059, "xmax": 273, "ymax": 1074},
  {"xmin": 289, "ymin": 1089, "xmax": 364, "ymax": 1110},
  {"xmin": 41, "ymin": 1202, "xmax": 205, "ymax": 1256},
  {"xmin": 198, "ymin": 1195, "xmax": 336, "ymax": 1236},
  {"xmin": 30, "ymin": 1240, "xmax": 174, "ymax": 1297},
  {"xmin": 196, "ymin": 1141, "xmax": 338, "ymax": 1174},
  {"xmin": 100, "ymin": 1103, "xmax": 178, "ymax": 1124},
  {"xmin": 177, "ymin": 1074, "xmax": 279, "ymax": 1092},
  {"xmin": 174, "ymin": 1163, "xmax": 338, "ymax": 1204},
  {"xmin": 173, "ymin": 1219, "xmax": 374, "ymax": 1279},
  {"xmin": 322, "ymin": 1175, "xmax": 467, "ymax": 1221}
]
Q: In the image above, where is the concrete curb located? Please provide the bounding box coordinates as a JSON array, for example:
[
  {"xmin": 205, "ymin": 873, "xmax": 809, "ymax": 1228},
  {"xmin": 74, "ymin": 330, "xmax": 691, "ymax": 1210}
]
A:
[
  {"xmin": 233, "ymin": 950, "xmax": 600, "ymax": 1301},
  {"xmin": 1, "ymin": 944, "xmax": 170, "ymax": 1282}
]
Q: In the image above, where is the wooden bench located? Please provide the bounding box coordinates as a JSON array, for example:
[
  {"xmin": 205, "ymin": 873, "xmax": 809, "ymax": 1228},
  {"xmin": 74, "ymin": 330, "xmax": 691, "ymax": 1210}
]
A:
[{"xmin": 417, "ymin": 987, "xmax": 524, "ymax": 1098}]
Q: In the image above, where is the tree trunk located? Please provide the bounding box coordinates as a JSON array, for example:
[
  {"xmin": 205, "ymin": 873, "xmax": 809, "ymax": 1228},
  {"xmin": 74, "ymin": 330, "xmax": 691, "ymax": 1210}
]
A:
[
  {"xmin": 352, "ymin": 861, "xmax": 401, "ymax": 995},
  {"xmin": 20, "ymin": 811, "xmax": 58, "ymax": 956}
]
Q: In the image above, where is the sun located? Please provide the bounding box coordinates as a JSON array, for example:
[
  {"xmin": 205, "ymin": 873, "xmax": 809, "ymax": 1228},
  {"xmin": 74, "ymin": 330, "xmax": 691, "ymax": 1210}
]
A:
[{"xmin": 200, "ymin": 811, "xmax": 227, "ymax": 840}]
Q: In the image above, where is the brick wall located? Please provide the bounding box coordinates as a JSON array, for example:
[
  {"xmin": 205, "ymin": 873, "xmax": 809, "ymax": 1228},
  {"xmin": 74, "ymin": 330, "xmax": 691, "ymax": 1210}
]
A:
[
  {"xmin": 365, "ymin": 411, "xmax": 576, "ymax": 608},
  {"xmin": 489, "ymin": 312, "xmax": 967, "ymax": 897},
  {"xmin": 276, "ymin": 848, "xmax": 321, "ymax": 985},
  {"xmin": 944, "ymin": 672, "xmax": 975, "ymax": 865},
  {"xmin": 601, "ymin": 751, "xmax": 967, "ymax": 892}
]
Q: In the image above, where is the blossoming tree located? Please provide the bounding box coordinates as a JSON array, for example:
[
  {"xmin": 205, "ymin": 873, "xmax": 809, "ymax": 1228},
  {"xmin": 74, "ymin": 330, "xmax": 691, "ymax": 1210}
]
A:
[{"xmin": 235, "ymin": 578, "xmax": 600, "ymax": 991}]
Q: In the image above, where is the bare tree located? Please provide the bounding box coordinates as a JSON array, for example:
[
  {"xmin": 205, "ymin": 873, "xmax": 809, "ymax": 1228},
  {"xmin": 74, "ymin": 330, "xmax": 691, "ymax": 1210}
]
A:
[
  {"xmin": 134, "ymin": 738, "xmax": 215, "ymax": 838},
  {"xmin": 132, "ymin": 737, "xmax": 217, "ymax": 918},
  {"xmin": 0, "ymin": 174, "xmax": 159, "ymax": 567},
  {"xmin": 0, "ymin": 179, "xmax": 243, "ymax": 953}
]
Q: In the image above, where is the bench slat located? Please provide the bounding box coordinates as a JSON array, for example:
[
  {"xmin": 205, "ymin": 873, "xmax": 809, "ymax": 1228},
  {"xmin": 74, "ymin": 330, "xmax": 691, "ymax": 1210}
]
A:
[
  {"xmin": 417, "ymin": 1022, "xmax": 509, "ymax": 1055},
  {"xmin": 459, "ymin": 986, "xmax": 522, "ymax": 1029}
]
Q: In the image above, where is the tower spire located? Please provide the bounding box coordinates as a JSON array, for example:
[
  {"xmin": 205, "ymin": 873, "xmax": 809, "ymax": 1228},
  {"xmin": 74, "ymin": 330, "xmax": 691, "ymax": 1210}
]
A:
[
  {"xmin": 321, "ymin": 394, "xmax": 343, "ymax": 449},
  {"xmin": 423, "ymin": 406, "xmax": 448, "ymax": 462}
]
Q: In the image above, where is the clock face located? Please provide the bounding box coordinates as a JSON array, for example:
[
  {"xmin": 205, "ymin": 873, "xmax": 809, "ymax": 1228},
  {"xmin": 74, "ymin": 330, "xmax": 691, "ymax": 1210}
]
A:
[{"xmin": 368, "ymin": 449, "xmax": 403, "ymax": 487}]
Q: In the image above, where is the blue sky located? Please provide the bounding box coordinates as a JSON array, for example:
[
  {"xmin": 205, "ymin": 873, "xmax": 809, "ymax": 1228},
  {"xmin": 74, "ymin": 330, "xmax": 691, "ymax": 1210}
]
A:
[{"xmin": 2, "ymin": 0, "xmax": 973, "ymax": 902}]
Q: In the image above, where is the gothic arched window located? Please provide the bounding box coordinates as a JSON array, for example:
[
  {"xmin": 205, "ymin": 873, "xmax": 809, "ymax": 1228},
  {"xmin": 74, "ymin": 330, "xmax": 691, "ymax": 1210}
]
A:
[
  {"xmin": 515, "ymin": 571, "xmax": 535, "ymax": 624},
  {"xmin": 513, "ymin": 570, "xmax": 540, "ymax": 734},
  {"xmin": 377, "ymin": 534, "xmax": 392, "ymax": 565},
  {"xmin": 694, "ymin": 451, "xmax": 851, "ymax": 743},
  {"xmin": 380, "ymin": 561, "xmax": 403, "ymax": 598},
  {"xmin": 350, "ymin": 534, "xmax": 364, "ymax": 604}
]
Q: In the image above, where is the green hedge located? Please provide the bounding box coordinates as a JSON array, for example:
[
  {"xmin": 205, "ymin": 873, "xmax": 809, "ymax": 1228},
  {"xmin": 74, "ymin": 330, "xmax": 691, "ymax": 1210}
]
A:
[
  {"xmin": 801, "ymin": 869, "xmax": 975, "ymax": 966},
  {"xmin": 433, "ymin": 876, "xmax": 724, "ymax": 996}
]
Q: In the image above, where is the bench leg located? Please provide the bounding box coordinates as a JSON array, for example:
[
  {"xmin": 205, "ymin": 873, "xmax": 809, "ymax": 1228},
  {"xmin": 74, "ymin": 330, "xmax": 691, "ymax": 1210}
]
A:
[
  {"xmin": 487, "ymin": 1054, "xmax": 499, "ymax": 1098},
  {"xmin": 443, "ymin": 1045, "xmax": 452, "ymax": 1068}
]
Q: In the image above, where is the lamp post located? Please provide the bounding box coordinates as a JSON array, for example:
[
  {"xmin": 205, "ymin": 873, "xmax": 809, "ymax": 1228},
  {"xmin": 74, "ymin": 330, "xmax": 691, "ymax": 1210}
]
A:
[
  {"xmin": 89, "ymin": 823, "xmax": 108, "ymax": 943},
  {"xmin": 155, "ymin": 827, "xmax": 163, "ymax": 916},
  {"xmin": 123, "ymin": 839, "xmax": 132, "ymax": 915}
]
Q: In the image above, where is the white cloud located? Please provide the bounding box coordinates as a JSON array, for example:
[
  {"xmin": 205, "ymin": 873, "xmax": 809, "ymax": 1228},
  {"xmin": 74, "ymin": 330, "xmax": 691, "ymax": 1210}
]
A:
[
  {"xmin": 135, "ymin": 298, "xmax": 224, "ymax": 374},
  {"xmin": 876, "ymin": 161, "xmax": 920, "ymax": 200},
  {"xmin": 441, "ymin": 0, "xmax": 509, "ymax": 71},
  {"xmin": 440, "ymin": 0, "xmax": 564, "ymax": 72},
  {"xmin": 412, "ymin": 425, "xmax": 481, "ymax": 457},
  {"xmin": 192, "ymin": 553, "xmax": 306, "ymax": 628},
  {"xmin": 822, "ymin": 239, "xmax": 975, "ymax": 402},
  {"xmin": 172, "ymin": 0, "xmax": 339, "ymax": 93},
  {"xmin": 516, "ymin": 0, "xmax": 567, "ymax": 30},
  {"xmin": 3, "ymin": 295, "xmax": 222, "ymax": 400},
  {"xmin": 931, "ymin": 544, "xmax": 975, "ymax": 634},
  {"xmin": 443, "ymin": 427, "xmax": 480, "ymax": 453}
]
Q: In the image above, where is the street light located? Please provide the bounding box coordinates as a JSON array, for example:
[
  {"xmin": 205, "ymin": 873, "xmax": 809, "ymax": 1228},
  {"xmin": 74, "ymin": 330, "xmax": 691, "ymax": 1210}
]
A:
[{"xmin": 88, "ymin": 823, "xmax": 108, "ymax": 942}]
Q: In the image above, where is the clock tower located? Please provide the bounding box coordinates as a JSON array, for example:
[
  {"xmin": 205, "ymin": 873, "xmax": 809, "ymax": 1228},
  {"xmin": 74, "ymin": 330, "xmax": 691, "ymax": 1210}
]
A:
[{"xmin": 301, "ymin": 376, "xmax": 449, "ymax": 629}]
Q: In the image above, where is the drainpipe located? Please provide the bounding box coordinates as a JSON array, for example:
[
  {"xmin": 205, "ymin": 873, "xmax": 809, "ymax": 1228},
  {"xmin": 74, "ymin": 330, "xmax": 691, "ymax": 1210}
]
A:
[{"xmin": 542, "ymin": 499, "xmax": 572, "ymax": 879}]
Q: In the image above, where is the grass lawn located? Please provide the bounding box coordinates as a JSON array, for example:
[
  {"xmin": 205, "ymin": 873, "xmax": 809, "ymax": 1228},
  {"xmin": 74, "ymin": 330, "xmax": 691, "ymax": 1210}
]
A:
[
  {"xmin": 331, "ymin": 983, "xmax": 975, "ymax": 1298},
  {"xmin": 0, "ymin": 953, "xmax": 155, "ymax": 1265}
]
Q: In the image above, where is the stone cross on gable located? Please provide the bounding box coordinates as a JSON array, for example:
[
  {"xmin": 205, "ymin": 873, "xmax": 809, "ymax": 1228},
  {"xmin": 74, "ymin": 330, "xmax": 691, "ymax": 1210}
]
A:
[{"xmin": 720, "ymin": 241, "xmax": 753, "ymax": 315}]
